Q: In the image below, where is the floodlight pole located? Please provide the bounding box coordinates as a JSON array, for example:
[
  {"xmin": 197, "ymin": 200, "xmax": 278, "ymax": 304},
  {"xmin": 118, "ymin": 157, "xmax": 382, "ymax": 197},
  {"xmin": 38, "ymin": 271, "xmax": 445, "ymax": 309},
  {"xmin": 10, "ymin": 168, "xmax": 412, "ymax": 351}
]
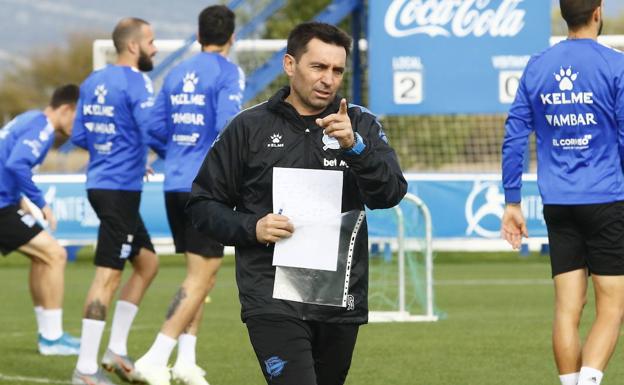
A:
[{"xmin": 351, "ymin": 0, "xmax": 364, "ymax": 105}]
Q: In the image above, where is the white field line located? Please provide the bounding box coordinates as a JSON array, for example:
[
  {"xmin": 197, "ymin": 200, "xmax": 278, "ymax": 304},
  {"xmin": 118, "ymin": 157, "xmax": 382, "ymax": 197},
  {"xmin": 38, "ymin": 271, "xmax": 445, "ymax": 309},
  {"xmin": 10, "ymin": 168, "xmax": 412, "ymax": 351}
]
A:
[
  {"xmin": 0, "ymin": 373, "xmax": 71, "ymax": 384},
  {"xmin": 0, "ymin": 323, "xmax": 159, "ymax": 338},
  {"xmin": 435, "ymin": 278, "xmax": 551, "ymax": 286}
]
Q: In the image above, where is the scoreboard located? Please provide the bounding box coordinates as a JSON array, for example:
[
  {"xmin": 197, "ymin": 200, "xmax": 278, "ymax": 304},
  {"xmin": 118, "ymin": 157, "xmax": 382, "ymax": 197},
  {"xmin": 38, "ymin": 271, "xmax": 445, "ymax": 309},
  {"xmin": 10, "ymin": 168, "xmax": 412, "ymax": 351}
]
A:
[{"xmin": 368, "ymin": 0, "xmax": 551, "ymax": 115}]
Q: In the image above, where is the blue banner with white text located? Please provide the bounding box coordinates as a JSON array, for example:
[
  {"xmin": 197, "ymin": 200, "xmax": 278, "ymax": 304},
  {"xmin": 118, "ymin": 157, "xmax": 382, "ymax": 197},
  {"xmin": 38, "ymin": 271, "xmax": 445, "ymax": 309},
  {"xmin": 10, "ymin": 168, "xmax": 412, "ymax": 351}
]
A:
[
  {"xmin": 35, "ymin": 174, "xmax": 546, "ymax": 242},
  {"xmin": 368, "ymin": 0, "xmax": 551, "ymax": 114}
]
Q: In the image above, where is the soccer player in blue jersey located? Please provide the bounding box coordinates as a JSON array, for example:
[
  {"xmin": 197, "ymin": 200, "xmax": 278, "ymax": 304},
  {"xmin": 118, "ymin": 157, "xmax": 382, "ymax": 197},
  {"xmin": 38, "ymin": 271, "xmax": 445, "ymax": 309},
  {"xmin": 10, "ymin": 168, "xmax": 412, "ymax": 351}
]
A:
[
  {"xmin": 70, "ymin": 17, "xmax": 159, "ymax": 385},
  {"xmin": 133, "ymin": 6, "xmax": 243, "ymax": 385},
  {"xmin": 501, "ymin": 1, "xmax": 624, "ymax": 385},
  {"xmin": 0, "ymin": 84, "xmax": 80, "ymax": 355}
]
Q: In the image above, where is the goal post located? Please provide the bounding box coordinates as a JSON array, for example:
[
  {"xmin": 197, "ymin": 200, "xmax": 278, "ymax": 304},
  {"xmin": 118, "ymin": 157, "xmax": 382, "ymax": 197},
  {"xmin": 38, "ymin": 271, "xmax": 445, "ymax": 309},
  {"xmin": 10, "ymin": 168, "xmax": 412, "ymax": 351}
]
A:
[{"xmin": 367, "ymin": 193, "xmax": 439, "ymax": 323}]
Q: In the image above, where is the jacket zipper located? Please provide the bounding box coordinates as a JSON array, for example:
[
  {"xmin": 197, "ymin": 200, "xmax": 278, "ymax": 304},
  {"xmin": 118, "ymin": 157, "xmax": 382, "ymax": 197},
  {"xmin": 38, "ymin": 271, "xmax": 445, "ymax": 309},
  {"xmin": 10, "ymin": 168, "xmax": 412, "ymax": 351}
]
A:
[{"xmin": 304, "ymin": 128, "xmax": 311, "ymax": 168}]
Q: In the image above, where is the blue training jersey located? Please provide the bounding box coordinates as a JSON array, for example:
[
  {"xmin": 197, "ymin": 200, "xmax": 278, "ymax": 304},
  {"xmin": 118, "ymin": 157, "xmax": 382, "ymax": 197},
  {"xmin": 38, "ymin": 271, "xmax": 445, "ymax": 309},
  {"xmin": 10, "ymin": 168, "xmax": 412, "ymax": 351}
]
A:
[
  {"xmin": 72, "ymin": 65, "xmax": 155, "ymax": 191},
  {"xmin": 0, "ymin": 110, "xmax": 54, "ymax": 209},
  {"xmin": 502, "ymin": 39, "xmax": 624, "ymax": 205},
  {"xmin": 148, "ymin": 52, "xmax": 244, "ymax": 192}
]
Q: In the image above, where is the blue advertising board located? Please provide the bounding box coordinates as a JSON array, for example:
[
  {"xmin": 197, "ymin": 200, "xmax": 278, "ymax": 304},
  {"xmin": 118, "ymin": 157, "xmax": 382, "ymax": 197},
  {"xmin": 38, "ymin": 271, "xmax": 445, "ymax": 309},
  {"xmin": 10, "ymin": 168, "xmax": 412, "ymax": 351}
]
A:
[
  {"xmin": 368, "ymin": 0, "xmax": 551, "ymax": 114},
  {"xmin": 406, "ymin": 173, "xmax": 545, "ymax": 238},
  {"xmin": 34, "ymin": 174, "xmax": 546, "ymax": 244}
]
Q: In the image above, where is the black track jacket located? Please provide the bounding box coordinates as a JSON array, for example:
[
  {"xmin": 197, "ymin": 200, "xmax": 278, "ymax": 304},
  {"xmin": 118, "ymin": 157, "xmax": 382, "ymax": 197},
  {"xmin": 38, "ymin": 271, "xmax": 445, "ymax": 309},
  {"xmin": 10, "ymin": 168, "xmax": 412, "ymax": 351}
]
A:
[{"xmin": 188, "ymin": 87, "xmax": 407, "ymax": 324}]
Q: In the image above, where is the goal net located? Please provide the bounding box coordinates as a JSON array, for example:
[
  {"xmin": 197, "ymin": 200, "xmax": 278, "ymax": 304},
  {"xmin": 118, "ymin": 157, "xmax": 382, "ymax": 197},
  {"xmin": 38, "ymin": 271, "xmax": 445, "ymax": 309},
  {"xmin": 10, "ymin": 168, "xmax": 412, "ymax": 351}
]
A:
[{"xmin": 367, "ymin": 193, "xmax": 438, "ymax": 322}]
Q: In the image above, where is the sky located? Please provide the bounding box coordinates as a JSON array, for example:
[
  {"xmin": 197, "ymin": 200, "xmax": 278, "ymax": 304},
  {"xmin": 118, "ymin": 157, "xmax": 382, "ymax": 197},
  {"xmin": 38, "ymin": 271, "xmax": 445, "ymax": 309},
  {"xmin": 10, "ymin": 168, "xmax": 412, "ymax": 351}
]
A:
[
  {"xmin": 0, "ymin": 0, "xmax": 219, "ymax": 66},
  {"xmin": 0, "ymin": 0, "xmax": 623, "ymax": 69}
]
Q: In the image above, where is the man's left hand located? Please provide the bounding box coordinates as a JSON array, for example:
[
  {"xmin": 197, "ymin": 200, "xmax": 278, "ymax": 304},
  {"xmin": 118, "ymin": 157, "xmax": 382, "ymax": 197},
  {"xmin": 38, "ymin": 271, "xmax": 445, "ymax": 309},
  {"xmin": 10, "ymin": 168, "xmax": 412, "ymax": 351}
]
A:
[
  {"xmin": 316, "ymin": 98, "xmax": 354, "ymax": 149},
  {"xmin": 501, "ymin": 204, "xmax": 528, "ymax": 250}
]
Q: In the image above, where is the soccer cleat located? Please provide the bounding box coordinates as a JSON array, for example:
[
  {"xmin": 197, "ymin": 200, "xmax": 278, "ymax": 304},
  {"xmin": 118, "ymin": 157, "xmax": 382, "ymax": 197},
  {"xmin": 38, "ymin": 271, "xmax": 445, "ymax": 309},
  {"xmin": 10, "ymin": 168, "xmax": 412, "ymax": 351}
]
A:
[
  {"xmin": 133, "ymin": 357, "xmax": 171, "ymax": 385},
  {"xmin": 171, "ymin": 362, "xmax": 210, "ymax": 385},
  {"xmin": 71, "ymin": 368, "xmax": 117, "ymax": 385},
  {"xmin": 38, "ymin": 332, "xmax": 81, "ymax": 355},
  {"xmin": 101, "ymin": 349, "xmax": 142, "ymax": 383},
  {"xmin": 63, "ymin": 332, "xmax": 82, "ymax": 346}
]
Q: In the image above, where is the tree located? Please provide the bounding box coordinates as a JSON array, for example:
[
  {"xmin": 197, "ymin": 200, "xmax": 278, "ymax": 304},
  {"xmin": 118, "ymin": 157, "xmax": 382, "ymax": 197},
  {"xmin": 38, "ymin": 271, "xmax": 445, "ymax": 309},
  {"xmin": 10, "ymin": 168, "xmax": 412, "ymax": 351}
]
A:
[
  {"xmin": 263, "ymin": 0, "xmax": 348, "ymax": 39},
  {"xmin": 552, "ymin": 8, "xmax": 624, "ymax": 35},
  {"xmin": 0, "ymin": 33, "xmax": 98, "ymax": 123}
]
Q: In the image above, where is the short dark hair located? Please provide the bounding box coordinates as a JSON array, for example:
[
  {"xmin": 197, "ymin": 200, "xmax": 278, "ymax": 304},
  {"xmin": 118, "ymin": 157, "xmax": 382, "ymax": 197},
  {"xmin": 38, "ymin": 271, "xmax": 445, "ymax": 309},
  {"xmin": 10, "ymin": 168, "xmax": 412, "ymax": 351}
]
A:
[
  {"xmin": 286, "ymin": 22, "xmax": 352, "ymax": 60},
  {"xmin": 198, "ymin": 5, "xmax": 235, "ymax": 46},
  {"xmin": 112, "ymin": 17, "xmax": 150, "ymax": 54},
  {"xmin": 560, "ymin": 0, "xmax": 601, "ymax": 30},
  {"xmin": 49, "ymin": 84, "xmax": 79, "ymax": 109}
]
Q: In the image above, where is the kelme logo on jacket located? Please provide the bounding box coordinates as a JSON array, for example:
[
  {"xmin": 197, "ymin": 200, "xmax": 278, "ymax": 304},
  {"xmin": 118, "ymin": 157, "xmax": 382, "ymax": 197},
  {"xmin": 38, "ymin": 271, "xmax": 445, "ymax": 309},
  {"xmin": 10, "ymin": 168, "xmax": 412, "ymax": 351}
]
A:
[{"xmin": 267, "ymin": 133, "xmax": 284, "ymax": 148}]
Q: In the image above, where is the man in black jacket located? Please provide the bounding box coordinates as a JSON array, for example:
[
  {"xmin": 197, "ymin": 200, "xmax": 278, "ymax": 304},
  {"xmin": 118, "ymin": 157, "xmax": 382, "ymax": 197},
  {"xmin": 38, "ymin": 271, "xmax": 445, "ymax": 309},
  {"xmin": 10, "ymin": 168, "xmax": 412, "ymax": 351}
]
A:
[{"xmin": 188, "ymin": 22, "xmax": 407, "ymax": 385}]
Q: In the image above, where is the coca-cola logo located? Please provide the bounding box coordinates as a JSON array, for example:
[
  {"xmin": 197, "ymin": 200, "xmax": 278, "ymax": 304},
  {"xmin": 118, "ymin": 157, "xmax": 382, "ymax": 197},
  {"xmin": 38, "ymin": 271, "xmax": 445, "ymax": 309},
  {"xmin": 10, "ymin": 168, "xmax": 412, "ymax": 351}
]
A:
[{"xmin": 385, "ymin": 0, "xmax": 526, "ymax": 38}]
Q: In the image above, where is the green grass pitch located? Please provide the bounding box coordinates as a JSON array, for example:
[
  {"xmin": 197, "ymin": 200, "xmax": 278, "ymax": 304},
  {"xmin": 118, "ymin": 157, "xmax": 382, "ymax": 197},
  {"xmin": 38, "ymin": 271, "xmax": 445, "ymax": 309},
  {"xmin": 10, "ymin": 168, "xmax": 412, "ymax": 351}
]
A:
[{"xmin": 1, "ymin": 251, "xmax": 624, "ymax": 384}]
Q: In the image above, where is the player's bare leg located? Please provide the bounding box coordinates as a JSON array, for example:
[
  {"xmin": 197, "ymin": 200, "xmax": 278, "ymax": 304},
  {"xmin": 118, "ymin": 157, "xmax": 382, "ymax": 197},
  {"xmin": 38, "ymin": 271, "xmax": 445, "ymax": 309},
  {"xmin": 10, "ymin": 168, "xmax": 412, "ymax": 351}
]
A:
[
  {"xmin": 161, "ymin": 253, "xmax": 219, "ymax": 337},
  {"xmin": 19, "ymin": 231, "xmax": 78, "ymax": 355},
  {"xmin": 101, "ymin": 247, "xmax": 159, "ymax": 382},
  {"xmin": 118, "ymin": 247, "xmax": 159, "ymax": 304},
  {"xmin": 552, "ymin": 268, "xmax": 587, "ymax": 376},
  {"xmin": 75, "ymin": 266, "xmax": 123, "ymax": 378},
  {"xmin": 19, "ymin": 231, "xmax": 68, "ymax": 309},
  {"xmin": 135, "ymin": 253, "xmax": 221, "ymax": 385},
  {"xmin": 576, "ymin": 275, "xmax": 624, "ymax": 384}
]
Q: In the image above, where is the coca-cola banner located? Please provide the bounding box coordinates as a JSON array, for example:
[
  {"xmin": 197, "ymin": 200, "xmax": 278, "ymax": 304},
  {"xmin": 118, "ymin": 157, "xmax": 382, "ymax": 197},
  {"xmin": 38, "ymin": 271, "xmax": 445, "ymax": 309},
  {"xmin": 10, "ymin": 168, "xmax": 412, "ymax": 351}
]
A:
[{"xmin": 368, "ymin": 0, "xmax": 550, "ymax": 114}]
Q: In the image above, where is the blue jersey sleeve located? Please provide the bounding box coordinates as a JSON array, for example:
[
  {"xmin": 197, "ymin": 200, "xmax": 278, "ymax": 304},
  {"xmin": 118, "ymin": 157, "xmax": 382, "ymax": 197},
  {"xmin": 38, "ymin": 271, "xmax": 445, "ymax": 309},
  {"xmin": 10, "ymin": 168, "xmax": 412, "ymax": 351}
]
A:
[
  {"xmin": 216, "ymin": 65, "xmax": 244, "ymax": 131},
  {"xmin": 502, "ymin": 70, "xmax": 534, "ymax": 204},
  {"xmin": 146, "ymin": 88, "xmax": 169, "ymax": 159},
  {"xmin": 71, "ymin": 94, "xmax": 88, "ymax": 149},
  {"xmin": 5, "ymin": 125, "xmax": 53, "ymax": 208}
]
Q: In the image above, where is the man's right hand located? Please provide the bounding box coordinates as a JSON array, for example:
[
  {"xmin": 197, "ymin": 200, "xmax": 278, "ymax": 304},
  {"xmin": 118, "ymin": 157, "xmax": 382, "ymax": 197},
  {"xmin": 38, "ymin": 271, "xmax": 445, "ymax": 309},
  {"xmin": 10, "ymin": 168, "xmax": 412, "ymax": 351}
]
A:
[
  {"xmin": 41, "ymin": 205, "xmax": 57, "ymax": 232},
  {"xmin": 19, "ymin": 198, "xmax": 31, "ymax": 214},
  {"xmin": 256, "ymin": 213, "xmax": 294, "ymax": 244},
  {"xmin": 501, "ymin": 203, "xmax": 528, "ymax": 250}
]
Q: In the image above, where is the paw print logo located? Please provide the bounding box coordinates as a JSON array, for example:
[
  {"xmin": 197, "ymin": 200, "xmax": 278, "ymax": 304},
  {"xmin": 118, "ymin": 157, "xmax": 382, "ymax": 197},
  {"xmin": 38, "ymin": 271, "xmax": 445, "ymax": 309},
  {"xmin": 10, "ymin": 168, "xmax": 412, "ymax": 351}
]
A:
[
  {"xmin": 554, "ymin": 66, "xmax": 578, "ymax": 91},
  {"xmin": 271, "ymin": 133, "xmax": 282, "ymax": 144},
  {"xmin": 95, "ymin": 84, "xmax": 107, "ymax": 104},
  {"xmin": 182, "ymin": 72, "xmax": 199, "ymax": 93}
]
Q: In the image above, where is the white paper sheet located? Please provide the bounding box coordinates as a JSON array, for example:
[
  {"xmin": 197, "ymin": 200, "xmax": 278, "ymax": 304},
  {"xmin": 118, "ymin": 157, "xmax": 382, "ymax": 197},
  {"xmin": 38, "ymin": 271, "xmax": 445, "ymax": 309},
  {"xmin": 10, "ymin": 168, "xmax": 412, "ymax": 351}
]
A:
[{"xmin": 272, "ymin": 167, "xmax": 343, "ymax": 271}]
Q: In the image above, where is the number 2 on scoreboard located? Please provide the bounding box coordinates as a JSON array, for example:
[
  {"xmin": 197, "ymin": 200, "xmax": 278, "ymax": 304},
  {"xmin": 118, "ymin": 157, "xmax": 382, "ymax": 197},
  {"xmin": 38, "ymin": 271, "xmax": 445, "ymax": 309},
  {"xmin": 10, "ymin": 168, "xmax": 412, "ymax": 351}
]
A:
[{"xmin": 393, "ymin": 71, "xmax": 423, "ymax": 104}]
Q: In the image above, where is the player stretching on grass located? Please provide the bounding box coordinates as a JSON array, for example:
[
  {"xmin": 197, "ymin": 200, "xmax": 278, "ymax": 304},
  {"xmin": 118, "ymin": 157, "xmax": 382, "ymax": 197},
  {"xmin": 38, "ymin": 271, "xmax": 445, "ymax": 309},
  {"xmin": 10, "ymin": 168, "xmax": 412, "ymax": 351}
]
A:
[
  {"xmin": 0, "ymin": 84, "xmax": 80, "ymax": 355},
  {"xmin": 501, "ymin": 1, "xmax": 624, "ymax": 384}
]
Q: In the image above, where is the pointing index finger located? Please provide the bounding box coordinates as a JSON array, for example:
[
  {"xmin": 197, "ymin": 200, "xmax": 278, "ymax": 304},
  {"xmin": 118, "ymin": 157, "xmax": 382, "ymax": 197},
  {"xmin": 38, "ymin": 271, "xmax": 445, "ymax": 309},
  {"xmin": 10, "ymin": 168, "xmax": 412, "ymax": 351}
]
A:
[{"xmin": 339, "ymin": 98, "xmax": 348, "ymax": 115}]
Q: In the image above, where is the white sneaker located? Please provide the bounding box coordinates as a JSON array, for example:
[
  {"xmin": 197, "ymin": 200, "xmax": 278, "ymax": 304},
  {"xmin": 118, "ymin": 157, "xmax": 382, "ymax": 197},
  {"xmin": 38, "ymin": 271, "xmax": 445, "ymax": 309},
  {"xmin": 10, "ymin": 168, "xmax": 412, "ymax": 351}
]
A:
[
  {"xmin": 171, "ymin": 362, "xmax": 210, "ymax": 385},
  {"xmin": 39, "ymin": 333, "xmax": 80, "ymax": 355},
  {"xmin": 134, "ymin": 357, "xmax": 171, "ymax": 385}
]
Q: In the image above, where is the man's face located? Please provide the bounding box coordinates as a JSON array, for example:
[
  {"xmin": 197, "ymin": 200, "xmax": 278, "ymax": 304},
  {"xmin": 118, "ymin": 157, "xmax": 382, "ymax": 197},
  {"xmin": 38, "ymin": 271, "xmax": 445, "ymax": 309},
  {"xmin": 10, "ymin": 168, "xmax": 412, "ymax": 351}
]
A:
[
  {"xmin": 284, "ymin": 38, "xmax": 347, "ymax": 115},
  {"xmin": 56, "ymin": 104, "xmax": 77, "ymax": 137},
  {"xmin": 137, "ymin": 24, "xmax": 157, "ymax": 72}
]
